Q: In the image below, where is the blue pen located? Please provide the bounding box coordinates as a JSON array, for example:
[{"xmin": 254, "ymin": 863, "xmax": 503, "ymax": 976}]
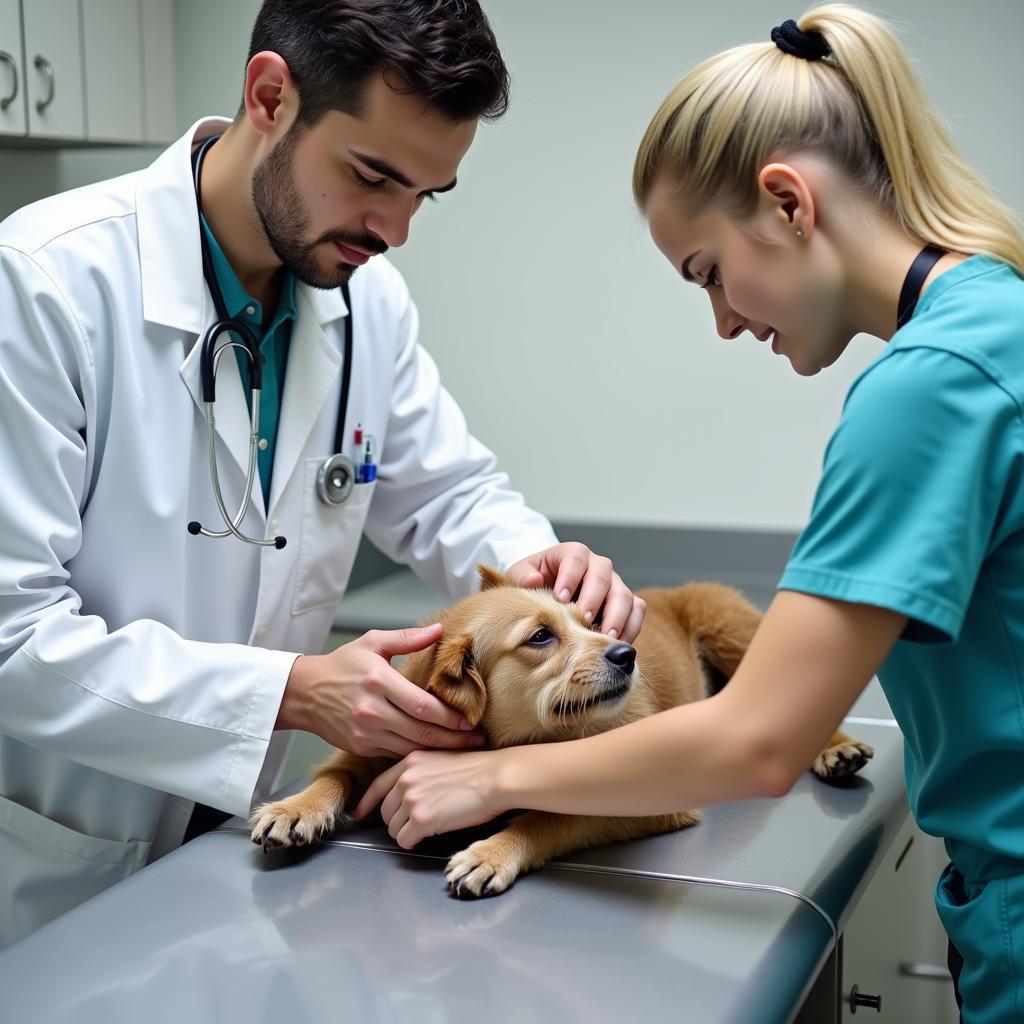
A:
[{"xmin": 360, "ymin": 436, "xmax": 377, "ymax": 483}]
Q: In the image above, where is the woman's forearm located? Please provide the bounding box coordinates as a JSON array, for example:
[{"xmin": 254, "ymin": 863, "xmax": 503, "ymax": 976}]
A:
[
  {"xmin": 493, "ymin": 690, "xmax": 791, "ymax": 818},
  {"xmin": 490, "ymin": 591, "xmax": 908, "ymax": 820}
]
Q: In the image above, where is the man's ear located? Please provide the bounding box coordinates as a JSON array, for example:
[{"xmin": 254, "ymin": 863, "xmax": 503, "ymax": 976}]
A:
[
  {"xmin": 242, "ymin": 51, "xmax": 298, "ymax": 141},
  {"xmin": 477, "ymin": 564, "xmax": 513, "ymax": 591},
  {"xmin": 424, "ymin": 632, "xmax": 487, "ymax": 727}
]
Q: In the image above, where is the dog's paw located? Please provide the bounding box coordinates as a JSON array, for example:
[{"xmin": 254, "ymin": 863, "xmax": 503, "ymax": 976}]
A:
[
  {"xmin": 812, "ymin": 738, "xmax": 874, "ymax": 782},
  {"xmin": 445, "ymin": 837, "xmax": 527, "ymax": 899},
  {"xmin": 249, "ymin": 795, "xmax": 347, "ymax": 851}
]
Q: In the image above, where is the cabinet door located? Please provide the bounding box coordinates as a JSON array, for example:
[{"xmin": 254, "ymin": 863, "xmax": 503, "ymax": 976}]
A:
[
  {"xmin": 0, "ymin": 0, "xmax": 27, "ymax": 136},
  {"xmin": 842, "ymin": 819, "xmax": 959, "ymax": 1023},
  {"xmin": 23, "ymin": 0, "xmax": 85, "ymax": 139},
  {"xmin": 82, "ymin": 0, "xmax": 143, "ymax": 142},
  {"xmin": 140, "ymin": 0, "xmax": 176, "ymax": 143}
]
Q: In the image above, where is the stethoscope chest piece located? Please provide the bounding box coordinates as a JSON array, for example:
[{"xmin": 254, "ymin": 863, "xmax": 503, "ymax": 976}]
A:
[{"xmin": 317, "ymin": 452, "xmax": 357, "ymax": 506}]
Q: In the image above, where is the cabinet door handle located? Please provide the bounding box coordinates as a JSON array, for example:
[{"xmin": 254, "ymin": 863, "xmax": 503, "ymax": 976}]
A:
[
  {"xmin": 0, "ymin": 51, "xmax": 17, "ymax": 111},
  {"xmin": 33, "ymin": 54, "xmax": 55, "ymax": 114},
  {"xmin": 898, "ymin": 961, "xmax": 953, "ymax": 980},
  {"xmin": 849, "ymin": 985, "xmax": 882, "ymax": 1013}
]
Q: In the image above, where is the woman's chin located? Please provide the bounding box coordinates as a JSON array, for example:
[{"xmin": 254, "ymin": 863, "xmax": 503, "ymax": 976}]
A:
[{"xmin": 787, "ymin": 350, "xmax": 823, "ymax": 377}]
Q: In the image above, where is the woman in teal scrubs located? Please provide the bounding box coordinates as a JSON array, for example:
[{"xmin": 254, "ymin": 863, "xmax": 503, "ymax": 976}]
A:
[{"xmin": 357, "ymin": 6, "xmax": 1024, "ymax": 1018}]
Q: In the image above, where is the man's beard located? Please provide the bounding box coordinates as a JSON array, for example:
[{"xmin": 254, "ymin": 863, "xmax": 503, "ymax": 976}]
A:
[{"xmin": 251, "ymin": 128, "xmax": 386, "ymax": 290}]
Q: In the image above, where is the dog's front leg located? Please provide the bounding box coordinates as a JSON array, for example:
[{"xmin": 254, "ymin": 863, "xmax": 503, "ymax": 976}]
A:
[
  {"xmin": 445, "ymin": 808, "xmax": 699, "ymax": 898},
  {"xmin": 249, "ymin": 750, "xmax": 390, "ymax": 850}
]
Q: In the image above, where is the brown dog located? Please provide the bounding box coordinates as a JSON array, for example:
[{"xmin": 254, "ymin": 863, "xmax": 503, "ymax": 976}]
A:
[{"xmin": 250, "ymin": 567, "xmax": 872, "ymax": 897}]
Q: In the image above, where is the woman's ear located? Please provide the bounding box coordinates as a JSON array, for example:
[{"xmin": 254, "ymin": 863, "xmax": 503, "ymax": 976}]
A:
[
  {"xmin": 424, "ymin": 632, "xmax": 487, "ymax": 727},
  {"xmin": 757, "ymin": 162, "xmax": 816, "ymax": 240}
]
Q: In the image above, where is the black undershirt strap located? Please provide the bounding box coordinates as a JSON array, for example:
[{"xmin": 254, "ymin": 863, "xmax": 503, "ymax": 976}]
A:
[{"xmin": 896, "ymin": 244, "xmax": 946, "ymax": 330}]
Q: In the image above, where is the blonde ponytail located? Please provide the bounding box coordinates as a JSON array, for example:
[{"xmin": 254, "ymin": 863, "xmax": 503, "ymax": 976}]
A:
[{"xmin": 633, "ymin": 3, "xmax": 1024, "ymax": 274}]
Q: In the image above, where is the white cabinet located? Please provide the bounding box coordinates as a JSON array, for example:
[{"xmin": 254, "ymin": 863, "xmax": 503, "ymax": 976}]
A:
[
  {"xmin": 140, "ymin": 0, "xmax": 176, "ymax": 144},
  {"xmin": 23, "ymin": 0, "xmax": 86, "ymax": 139},
  {"xmin": 842, "ymin": 818, "xmax": 959, "ymax": 1023},
  {"xmin": 0, "ymin": 0, "xmax": 176, "ymax": 145},
  {"xmin": 82, "ymin": 0, "xmax": 143, "ymax": 142},
  {"xmin": 0, "ymin": 0, "xmax": 27, "ymax": 136}
]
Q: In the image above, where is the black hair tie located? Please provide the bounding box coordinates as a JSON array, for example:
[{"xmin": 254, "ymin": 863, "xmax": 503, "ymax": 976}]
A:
[{"xmin": 770, "ymin": 19, "xmax": 831, "ymax": 61}]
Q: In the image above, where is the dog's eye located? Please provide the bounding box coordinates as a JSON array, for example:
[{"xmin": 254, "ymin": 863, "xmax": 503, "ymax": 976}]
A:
[{"xmin": 527, "ymin": 627, "xmax": 555, "ymax": 646}]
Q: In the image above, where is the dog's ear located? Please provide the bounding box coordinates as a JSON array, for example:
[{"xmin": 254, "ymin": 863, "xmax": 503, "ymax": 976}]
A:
[
  {"xmin": 423, "ymin": 631, "xmax": 487, "ymax": 728},
  {"xmin": 477, "ymin": 564, "xmax": 513, "ymax": 591}
]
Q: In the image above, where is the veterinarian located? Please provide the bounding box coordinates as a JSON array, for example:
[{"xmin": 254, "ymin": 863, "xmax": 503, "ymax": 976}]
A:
[
  {"xmin": 0, "ymin": 0, "xmax": 645, "ymax": 949},
  {"xmin": 357, "ymin": 6, "xmax": 1024, "ymax": 1020}
]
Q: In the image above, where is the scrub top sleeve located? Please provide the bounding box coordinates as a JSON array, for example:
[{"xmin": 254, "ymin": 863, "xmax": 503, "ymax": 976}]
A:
[{"xmin": 779, "ymin": 347, "xmax": 1022, "ymax": 643}]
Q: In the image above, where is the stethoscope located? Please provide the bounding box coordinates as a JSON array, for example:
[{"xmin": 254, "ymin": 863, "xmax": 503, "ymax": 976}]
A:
[{"xmin": 186, "ymin": 136, "xmax": 357, "ymax": 550}]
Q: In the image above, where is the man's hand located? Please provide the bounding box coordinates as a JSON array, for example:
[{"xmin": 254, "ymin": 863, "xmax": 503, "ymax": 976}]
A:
[
  {"xmin": 505, "ymin": 542, "xmax": 646, "ymax": 643},
  {"xmin": 276, "ymin": 625, "xmax": 486, "ymax": 758}
]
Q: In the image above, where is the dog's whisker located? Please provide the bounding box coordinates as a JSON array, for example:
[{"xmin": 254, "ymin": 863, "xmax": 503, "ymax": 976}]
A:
[{"xmin": 550, "ymin": 667, "xmax": 575, "ymax": 720}]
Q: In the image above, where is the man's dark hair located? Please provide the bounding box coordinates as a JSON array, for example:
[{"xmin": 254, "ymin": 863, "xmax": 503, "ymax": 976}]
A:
[{"xmin": 246, "ymin": 0, "xmax": 510, "ymax": 127}]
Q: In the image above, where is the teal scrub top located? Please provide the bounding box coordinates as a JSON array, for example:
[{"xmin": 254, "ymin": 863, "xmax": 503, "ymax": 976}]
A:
[
  {"xmin": 200, "ymin": 214, "xmax": 297, "ymax": 510},
  {"xmin": 778, "ymin": 256, "xmax": 1024, "ymax": 1021}
]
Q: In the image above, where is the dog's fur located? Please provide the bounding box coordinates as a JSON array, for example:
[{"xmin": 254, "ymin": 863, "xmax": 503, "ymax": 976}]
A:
[{"xmin": 251, "ymin": 567, "xmax": 872, "ymax": 897}]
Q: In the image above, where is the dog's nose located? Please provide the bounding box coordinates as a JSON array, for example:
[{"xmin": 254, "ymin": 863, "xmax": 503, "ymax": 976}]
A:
[{"xmin": 603, "ymin": 642, "xmax": 636, "ymax": 674}]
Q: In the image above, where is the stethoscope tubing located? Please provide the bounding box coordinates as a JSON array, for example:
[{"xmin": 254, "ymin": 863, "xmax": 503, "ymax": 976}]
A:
[{"xmin": 187, "ymin": 134, "xmax": 356, "ymax": 548}]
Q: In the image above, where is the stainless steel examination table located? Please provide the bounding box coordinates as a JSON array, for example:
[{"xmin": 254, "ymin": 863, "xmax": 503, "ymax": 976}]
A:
[{"xmin": 0, "ymin": 571, "xmax": 908, "ymax": 1024}]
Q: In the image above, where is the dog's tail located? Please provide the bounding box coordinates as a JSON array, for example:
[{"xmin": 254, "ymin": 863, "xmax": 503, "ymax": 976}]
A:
[{"xmin": 656, "ymin": 582, "xmax": 763, "ymax": 694}]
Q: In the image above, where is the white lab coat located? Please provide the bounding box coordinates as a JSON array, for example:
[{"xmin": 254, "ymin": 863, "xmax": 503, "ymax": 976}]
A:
[{"xmin": 0, "ymin": 118, "xmax": 557, "ymax": 948}]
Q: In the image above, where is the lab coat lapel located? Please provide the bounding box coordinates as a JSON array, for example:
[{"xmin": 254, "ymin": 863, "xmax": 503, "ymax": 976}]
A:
[
  {"xmin": 137, "ymin": 116, "xmax": 228, "ymax": 338},
  {"xmin": 178, "ymin": 305, "xmax": 264, "ymax": 518},
  {"xmin": 137, "ymin": 116, "xmax": 264, "ymax": 523},
  {"xmin": 267, "ymin": 285, "xmax": 346, "ymax": 515}
]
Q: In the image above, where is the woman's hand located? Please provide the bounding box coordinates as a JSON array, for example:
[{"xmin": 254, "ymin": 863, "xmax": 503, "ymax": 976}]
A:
[{"xmin": 352, "ymin": 748, "xmax": 510, "ymax": 849}]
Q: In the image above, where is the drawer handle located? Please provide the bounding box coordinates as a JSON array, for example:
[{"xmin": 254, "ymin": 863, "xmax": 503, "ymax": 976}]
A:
[
  {"xmin": 33, "ymin": 54, "xmax": 55, "ymax": 114},
  {"xmin": 899, "ymin": 961, "xmax": 953, "ymax": 980},
  {"xmin": 0, "ymin": 51, "xmax": 17, "ymax": 111}
]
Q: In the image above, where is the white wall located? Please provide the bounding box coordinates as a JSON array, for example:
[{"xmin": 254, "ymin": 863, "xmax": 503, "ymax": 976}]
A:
[
  {"xmin": 3, "ymin": 0, "xmax": 1021, "ymax": 531},
  {"xmin": 384, "ymin": 0, "xmax": 1024, "ymax": 530}
]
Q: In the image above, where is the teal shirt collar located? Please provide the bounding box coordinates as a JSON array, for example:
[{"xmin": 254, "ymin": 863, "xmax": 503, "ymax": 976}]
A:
[
  {"xmin": 199, "ymin": 212, "xmax": 297, "ymax": 334},
  {"xmin": 912, "ymin": 254, "xmax": 1008, "ymax": 322}
]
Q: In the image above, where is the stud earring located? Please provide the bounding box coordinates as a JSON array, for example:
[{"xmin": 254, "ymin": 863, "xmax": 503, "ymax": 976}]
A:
[{"xmin": 795, "ymin": 228, "xmax": 805, "ymax": 238}]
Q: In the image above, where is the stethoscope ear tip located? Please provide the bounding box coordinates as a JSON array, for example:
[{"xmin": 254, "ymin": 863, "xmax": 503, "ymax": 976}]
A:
[
  {"xmin": 187, "ymin": 521, "xmax": 202, "ymax": 535},
  {"xmin": 274, "ymin": 536, "xmax": 287, "ymax": 550}
]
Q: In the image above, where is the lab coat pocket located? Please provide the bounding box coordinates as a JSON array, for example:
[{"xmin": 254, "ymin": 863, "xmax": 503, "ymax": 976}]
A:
[
  {"xmin": 292, "ymin": 457, "xmax": 377, "ymax": 615},
  {"xmin": 0, "ymin": 794, "xmax": 151, "ymax": 950}
]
